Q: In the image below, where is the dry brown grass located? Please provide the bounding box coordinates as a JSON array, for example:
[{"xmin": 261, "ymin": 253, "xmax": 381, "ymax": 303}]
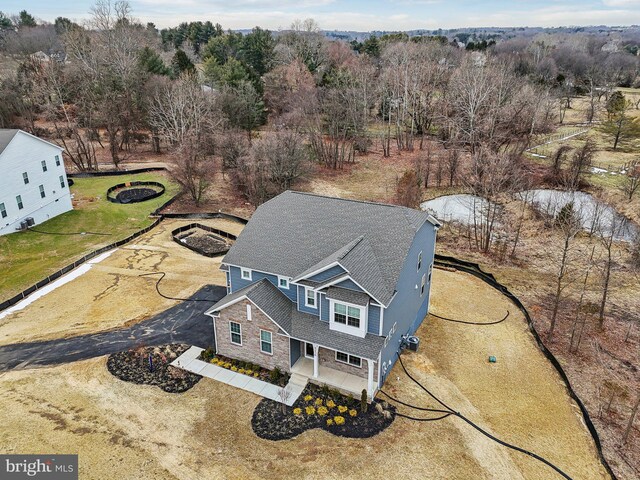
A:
[
  {"xmin": 0, "ymin": 218, "xmax": 237, "ymax": 346},
  {"xmin": 0, "ymin": 268, "xmax": 609, "ymax": 479}
]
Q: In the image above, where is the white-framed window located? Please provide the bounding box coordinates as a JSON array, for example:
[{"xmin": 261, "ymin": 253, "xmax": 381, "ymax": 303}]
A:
[
  {"xmin": 55, "ymin": 155, "xmax": 61, "ymax": 166},
  {"xmin": 22, "ymin": 172, "xmax": 29, "ymax": 184},
  {"xmin": 278, "ymin": 276, "xmax": 289, "ymax": 289},
  {"xmin": 336, "ymin": 351, "xmax": 362, "ymax": 368},
  {"xmin": 246, "ymin": 304, "xmax": 252, "ymax": 321},
  {"xmin": 41, "ymin": 160, "xmax": 47, "ymax": 172},
  {"xmin": 428, "ymin": 263, "xmax": 433, "ymax": 283},
  {"xmin": 417, "ymin": 251, "xmax": 422, "ymax": 271},
  {"xmin": 240, "ymin": 268, "xmax": 251, "ymax": 280},
  {"xmin": 229, "ymin": 321, "xmax": 242, "ymax": 345},
  {"xmin": 334, "ymin": 303, "xmax": 361, "ymax": 328},
  {"xmin": 260, "ymin": 330, "xmax": 272, "ymax": 354},
  {"xmin": 421, "ymin": 273, "xmax": 426, "ymax": 296},
  {"xmin": 16, "ymin": 195, "xmax": 23, "ymax": 210},
  {"xmin": 0, "ymin": 202, "xmax": 6, "ymax": 218},
  {"xmin": 59, "ymin": 175, "xmax": 65, "ymax": 188},
  {"xmin": 305, "ymin": 342, "xmax": 315, "ymax": 358},
  {"xmin": 39, "ymin": 184, "xmax": 46, "ymax": 198},
  {"xmin": 391, "ymin": 322, "xmax": 397, "ymax": 335},
  {"xmin": 305, "ymin": 287, "xmax": 316, "ymax": 308}
]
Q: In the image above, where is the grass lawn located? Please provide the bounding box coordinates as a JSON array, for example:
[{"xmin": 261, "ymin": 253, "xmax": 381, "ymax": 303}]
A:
[{"xmin": 0, "ymin": 172, "xmax": 179, "ymax": 302}]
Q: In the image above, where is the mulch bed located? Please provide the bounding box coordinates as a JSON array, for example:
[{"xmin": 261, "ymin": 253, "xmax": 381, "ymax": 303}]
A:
[
  {"xmin": 107, "ymin": 343, "xmax": 201, "ymax": 393},
  {"xmin": 179, "ymin": 230, "xmax": 230, "ymax": 256},
  {"xmin": 252, "ymin": 384, "xmax": 395, "ymax": 440},
  {"xmin": 115, "ymin": 187, "xmax": 159, "ymax": 204}
]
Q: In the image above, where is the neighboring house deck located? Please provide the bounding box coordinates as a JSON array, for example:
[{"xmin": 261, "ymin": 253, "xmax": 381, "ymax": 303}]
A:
[{"xmin": 206, "ymin": 191, "xmax": 440, "ymax": 398}]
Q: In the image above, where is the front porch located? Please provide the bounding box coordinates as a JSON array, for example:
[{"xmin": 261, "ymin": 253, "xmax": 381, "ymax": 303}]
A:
[{"xmin": 290, "ymin": 356, "xmax": 378, "ymax": 399}]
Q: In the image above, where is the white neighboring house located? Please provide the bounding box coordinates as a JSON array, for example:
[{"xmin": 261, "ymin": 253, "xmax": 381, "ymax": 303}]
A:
[{"xmin": 0, "ymin": 129, "xmax": 73, "ymax": 236}]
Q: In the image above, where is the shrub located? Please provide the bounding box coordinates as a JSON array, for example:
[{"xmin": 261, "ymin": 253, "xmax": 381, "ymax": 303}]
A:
[
  {"xmin": 349, "ymin": 409, "xmax": 358, "ymax": 417},
  {"xmin": 321, "ymin": 384, "xmax": 330, "ymax": 396},
  {"xmin": 334, "ymin": 416, "xmax": 345, "ymax": 425},
  {"xmin": 253, "ymin": 372, "xmax": 259, "ymax": 378},
  {"xmin": 238, "ymin": 368, "xmax": 246, "ymax": 375},
  {"xmin": 317, "ymin": 406, "xmax": 329, "ymax": 416},
  {"xmin": 314, "ymin": 398, "xmax": 323, "ymax": 406},
  {"xmin": 305, "ymin": 406, "xmax": 316, "ymax": 415},
  {"xmin": 337, "ymin": 406, "xmax": 348, "ymax": 413},
  {"xmin": 326, "ymin": 418, "xmax": 334, "ymax": 426},
  {"xmin": 293, "ymin": 408, "xmax": 302, "ymax": 415},
  {"xmin": 326, "ymin": 400, "xmax": 336, "ymax": 409},
  {"xmin": 231, "ymin": 366, "xmax": 238, "ymax": 372},
  {"xmin": 304, "ymin": 395, "xmax": 313, "ymax": 402},
  {"xmin": 245, "ymin": 370, "xmax": 253, "ymax": 375},
  {"xmin": 361, "ymin": 389, "xmax": 368, "ymax": 413},
  {"xmin": 269, "ymin": 366, "xmax": 283, "ymax": 384}
]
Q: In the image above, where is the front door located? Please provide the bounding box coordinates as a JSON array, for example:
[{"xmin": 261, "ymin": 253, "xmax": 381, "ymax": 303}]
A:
[{"xmin": 305, "ymin": 342, "xmax": 315, "ymax": 359}]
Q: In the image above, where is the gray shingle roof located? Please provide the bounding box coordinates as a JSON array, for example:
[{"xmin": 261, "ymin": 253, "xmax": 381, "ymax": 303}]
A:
[
  {"xmin": 209, "ymin": 279, "xmax": 384, "ymax": 359},
  {"xmin": 325, "ymin": 286, "xmax": 370, "ymax": 306},
  {"xmin": 222, "ymin": 191, "xmax": 438, "ymax": 306},
  {"xmin": 0, "ymin": 129, "xmax": 19, "ymax": 156},
  {"xmin": 289, "ymin": 310, "xmax": 385, "ymax": 359}
]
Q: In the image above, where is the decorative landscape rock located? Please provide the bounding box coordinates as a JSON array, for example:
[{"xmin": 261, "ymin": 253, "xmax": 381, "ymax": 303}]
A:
[
  {"xmin": 107, "ymin": 343, "xmax": 201, "ymax": 393},
  {"xmin": 252, "ymin": 384, "xmax": 395, "ymax": 440}
]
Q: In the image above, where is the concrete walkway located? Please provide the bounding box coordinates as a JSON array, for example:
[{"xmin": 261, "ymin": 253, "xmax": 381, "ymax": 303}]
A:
[{"xmin": 172, "ymin": 346, "xmax": 306, "ymax": 406}]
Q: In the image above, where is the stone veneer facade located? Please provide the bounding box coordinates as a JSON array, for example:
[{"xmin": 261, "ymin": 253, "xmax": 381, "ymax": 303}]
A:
[
  {"xmin": 215, "ymin": 300, "xmax": 290, "ymax": 372},
  {"xmin": 317, "ymin": 346, "xmax": 378, "ymax": 380}
]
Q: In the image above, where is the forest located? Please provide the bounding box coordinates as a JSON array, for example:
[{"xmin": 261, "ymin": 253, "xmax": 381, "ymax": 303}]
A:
[{"xmin": 1, "ymin": 2, "xmax": 640, "ymax": 477}]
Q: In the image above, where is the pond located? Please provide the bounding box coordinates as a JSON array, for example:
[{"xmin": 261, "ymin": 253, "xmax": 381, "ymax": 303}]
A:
[
  {"xmin": 521, "ymin": 189, "xmax": 638, "ymax": 242},
  {"xmin": 420, "ymin": 194, "xmax": 499, "ymax": 226}
]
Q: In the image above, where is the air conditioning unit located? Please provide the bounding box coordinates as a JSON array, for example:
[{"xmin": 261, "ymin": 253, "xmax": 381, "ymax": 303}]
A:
[
  {"xmin": 407, "ymin": 336, "xmax": 420, "ymax": 352},
  {"xmin": 26, "ymin": 217, "xmax": 35, "ymax": 226},
  {"xmin": 17, "ymin": 220, "xmax": 28, "ymax": 231}
]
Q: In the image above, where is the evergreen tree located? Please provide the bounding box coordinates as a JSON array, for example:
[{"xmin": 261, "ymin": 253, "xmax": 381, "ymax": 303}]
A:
[
  {"xmin": 171, "ymin": 49, "xmax": 195, "ymax": 78},
  {"xmin": 18, "ymin": 10, "xmax": 37, "ymax": 28},
  {"xmin": 139, "ymin": 47, "xmax": 170, "ymax": 76}
]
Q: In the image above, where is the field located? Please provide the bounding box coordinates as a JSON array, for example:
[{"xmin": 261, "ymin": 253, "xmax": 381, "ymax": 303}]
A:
[
  {"xmin": 0, "ymin": 217, "xmax": 240, "ymax": 346},
  {"xmin": 0, "ymin": 268, "xmax": 609, "ymax": 479},
  {"xmin": 0, "ymin": 172, "xmax": 180, "ymax": 302}
]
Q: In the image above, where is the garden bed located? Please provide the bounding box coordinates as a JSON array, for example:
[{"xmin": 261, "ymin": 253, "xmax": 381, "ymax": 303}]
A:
[
  {"xmin": 106, "ymin": 181, "xmax": 165, "ymax": 204},
  {"xmin": 178, "ymin": 229, "xmax": 230, "ymax": 256},
  {"xmin": 252, "ymin": 383, "xmax": 395, "ymax": 440},
  {"xmin": 200, "ymin": 349, "xmax": 290, "ymax": 387},
  {"xmin": 107, "ymin": 343, "xmax": 201, "ymax": 393}
]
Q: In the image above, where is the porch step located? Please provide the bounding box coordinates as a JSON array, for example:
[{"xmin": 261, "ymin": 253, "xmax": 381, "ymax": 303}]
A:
[{"xmin": 289, "ymin": 373, "xmax": 308, "ymax": 387}]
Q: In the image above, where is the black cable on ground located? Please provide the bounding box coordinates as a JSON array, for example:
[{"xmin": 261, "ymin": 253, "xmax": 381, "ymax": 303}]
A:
[
  {"xmin": 379, "ymin": 389, "xmax": 453, "ymax": 421},
  {"xmin": 430, "ymin": 310, "xmax": 509, "ymax": 326},
  {"xmin": 139, "ymin": 271, "xmax": 215, "ymax": 303},
  {"xmin": 394, "ymin": 353, "xmax": 574, "ymax": 480},
  {"xmin": 27, "ymin": 227, "xmax": 112, "ymax": 236}
]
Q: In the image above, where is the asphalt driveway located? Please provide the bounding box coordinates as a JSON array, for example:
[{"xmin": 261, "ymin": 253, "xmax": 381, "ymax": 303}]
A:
[{"xmin": 0, "ymin": 285, "xmax": 225, "ymax": 371}]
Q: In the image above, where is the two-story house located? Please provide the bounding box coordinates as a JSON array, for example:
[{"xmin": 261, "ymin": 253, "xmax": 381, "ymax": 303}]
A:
[
  {"xmin": 0, "ymin": 129, "xmax": 72, "ymax": 236},
  {"xmin": 206, "ymin": 191, "xmax": 440, "ymax": 399}
]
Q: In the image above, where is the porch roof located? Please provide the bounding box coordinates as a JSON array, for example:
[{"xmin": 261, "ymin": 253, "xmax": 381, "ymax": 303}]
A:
[{"xmin": 290, "ymin": 309, "xmax": 384, "ymax": 360}]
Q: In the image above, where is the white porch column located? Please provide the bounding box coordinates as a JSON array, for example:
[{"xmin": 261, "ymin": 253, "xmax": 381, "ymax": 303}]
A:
[
  {"xmin": 366, "ymin": 359, "xmax": 374, "ymax": 399},
  {"xmin": 313, "ymin": 344, "xmax": 319, "ymax": 378}
]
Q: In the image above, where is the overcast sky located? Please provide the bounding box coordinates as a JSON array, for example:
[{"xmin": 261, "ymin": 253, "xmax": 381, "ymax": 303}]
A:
[{"xmin": 4, "ymin": 0, "xmax": 640, "ymax": 31}]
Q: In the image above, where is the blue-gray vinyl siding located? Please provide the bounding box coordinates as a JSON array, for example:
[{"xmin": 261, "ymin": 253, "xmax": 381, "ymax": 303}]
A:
[
  {"xmin": 378, "ymin": 222, "xmax": 437, "ymax": 386},
  {"xmin": 334, "ymin": 278, "xmax": 364, "ymax": 292},
  {"xmin": 296, "ymin": 285, "xmax": 319, "ymax": 314},
  {"xmin": 319, "ymin": 293, "xmax": 329, "ymax": 322},
  {"xmin": 307, "ymin": 264, "xmax": 346, "ymax": 282},
  {"xmin": 290, "ymin": 338, "xmax": 301, "ymax": 366},
  {"xmin": 228, "ymin": 266, "xmax": 297, "ymax": 302},
  {"xmin": 367, "ymin": 304, "xmax": 381, "ymax": 335}
]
